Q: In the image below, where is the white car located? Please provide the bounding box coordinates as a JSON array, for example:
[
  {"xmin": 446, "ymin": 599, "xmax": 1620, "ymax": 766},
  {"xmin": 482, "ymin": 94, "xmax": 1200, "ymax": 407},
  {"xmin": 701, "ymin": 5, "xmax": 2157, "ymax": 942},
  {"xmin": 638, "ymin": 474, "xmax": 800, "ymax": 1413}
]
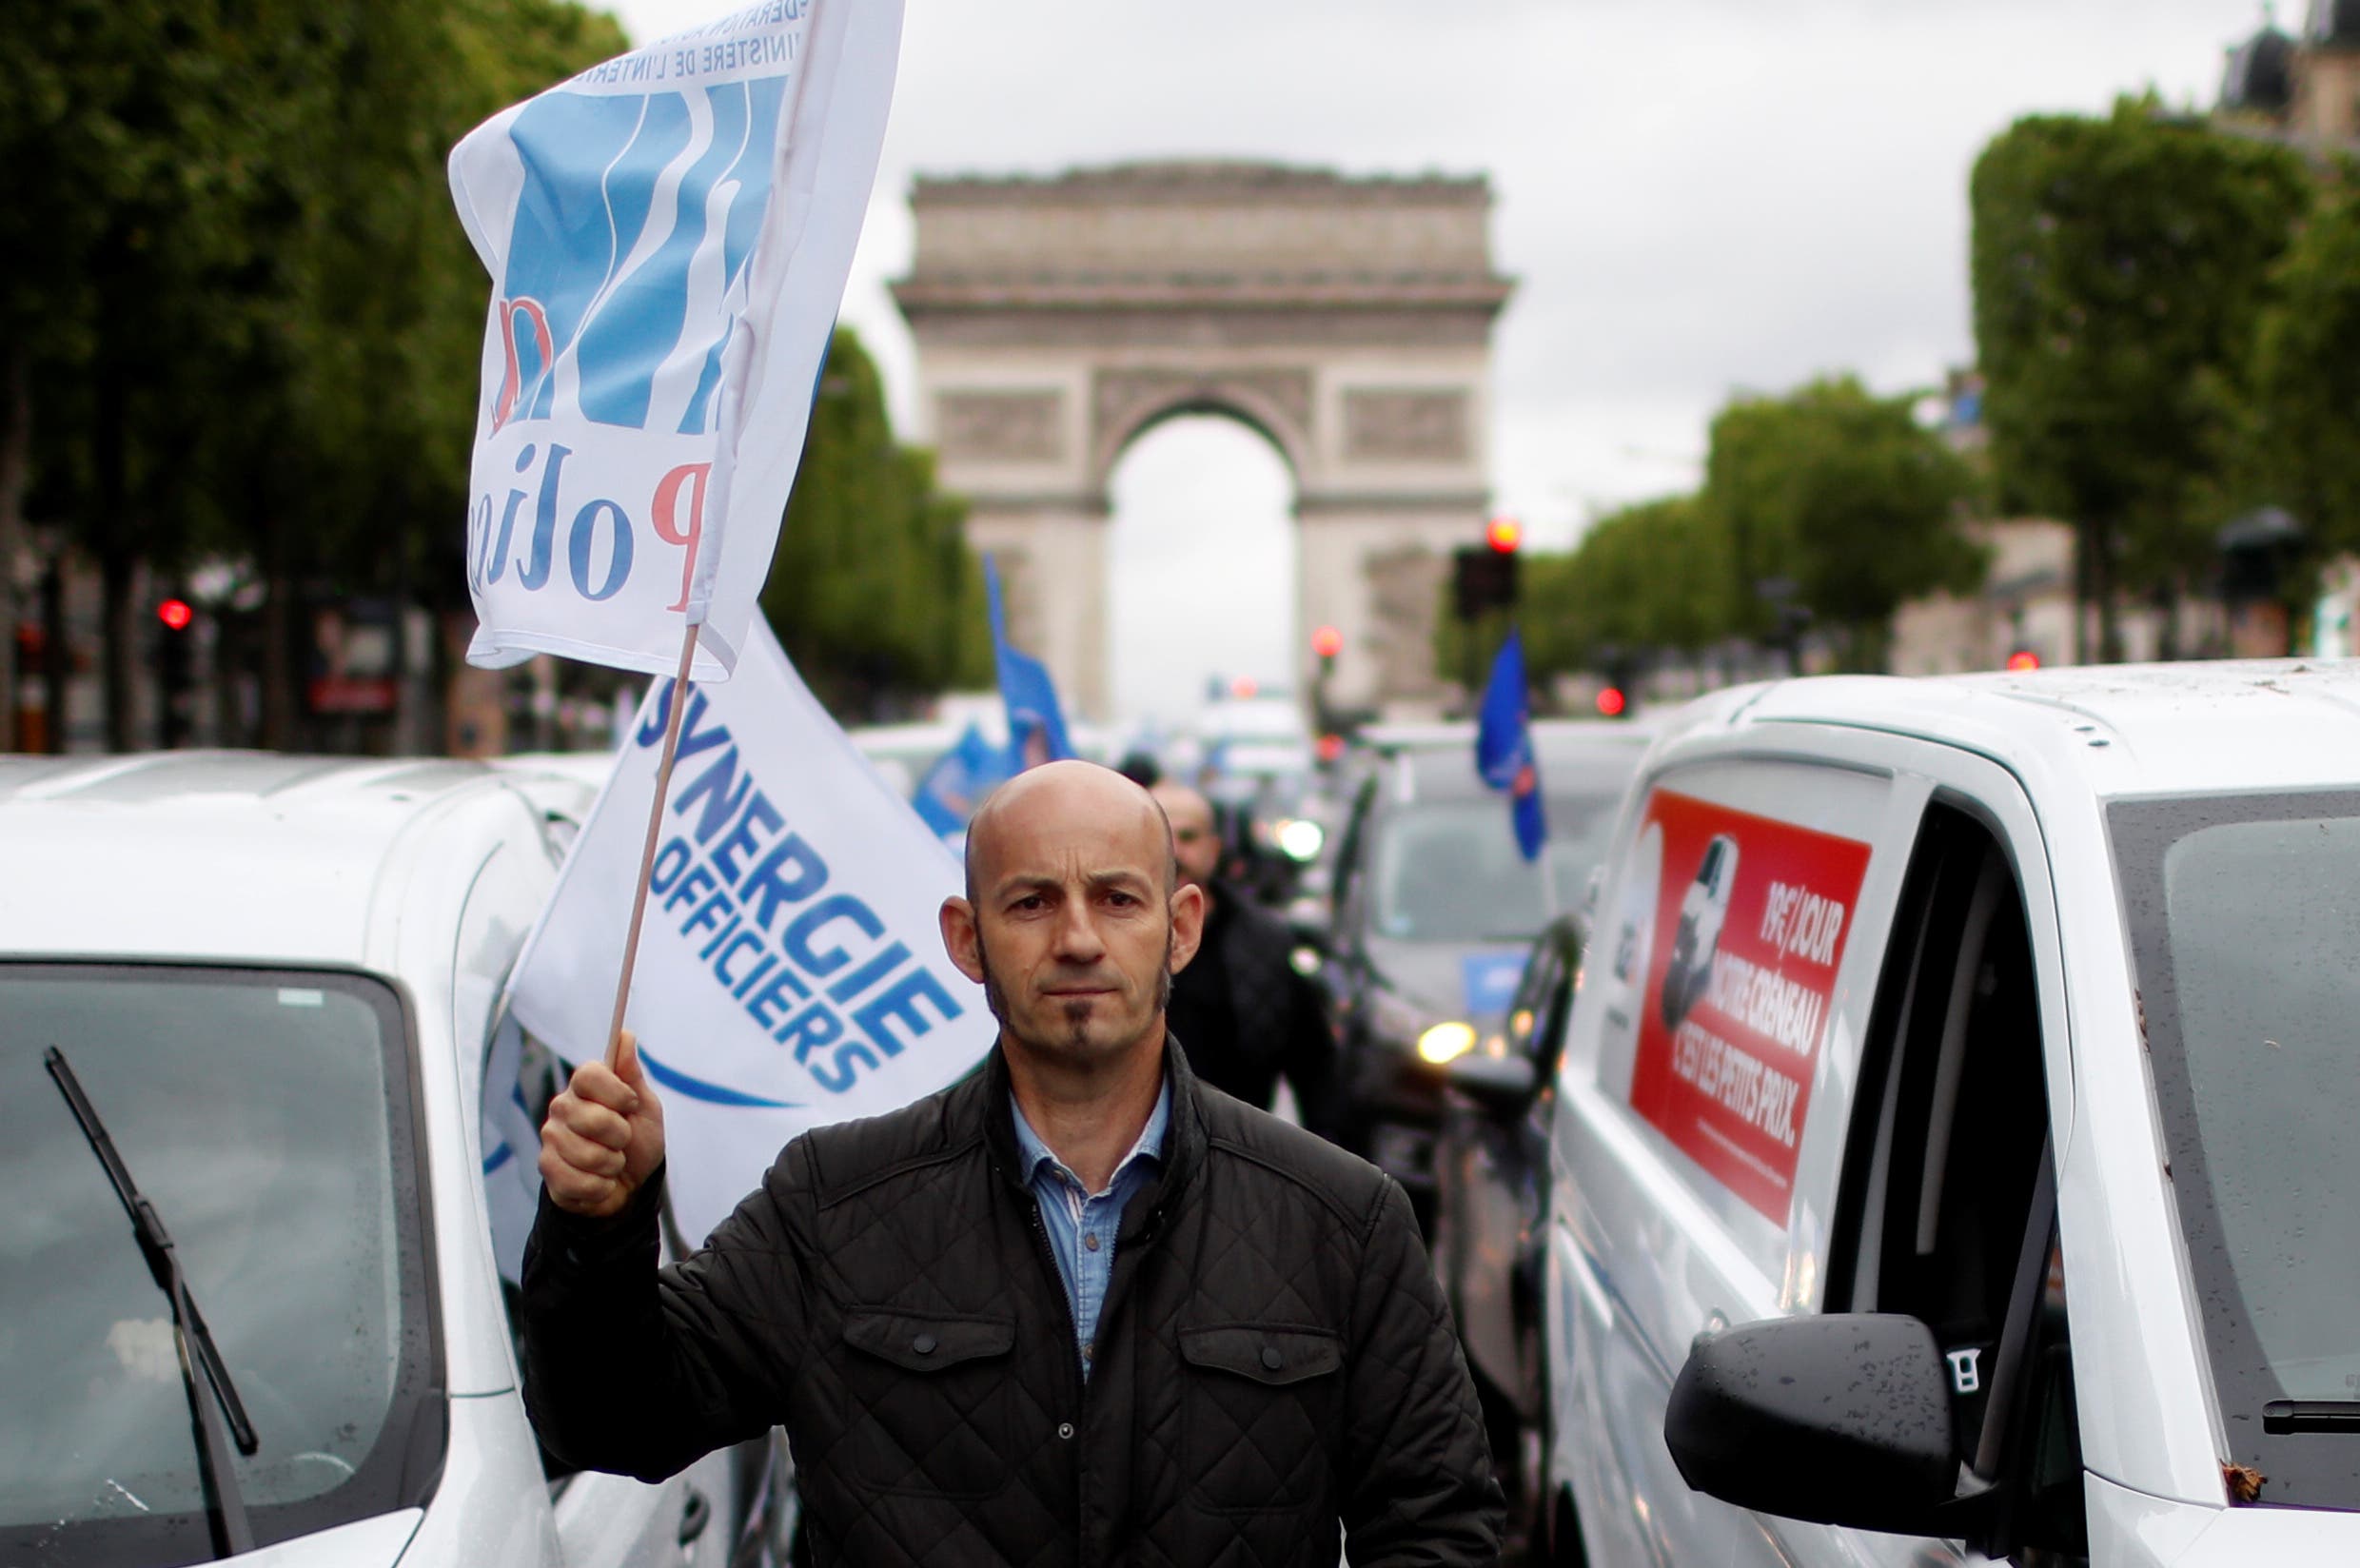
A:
[
  {"xmin": 1541, "ymin": 661, "xmax": 2360, "ymax": 1566},
  {"xmin": 0, "ymin": 753, "xmax": 788, "ymax": 1567}
]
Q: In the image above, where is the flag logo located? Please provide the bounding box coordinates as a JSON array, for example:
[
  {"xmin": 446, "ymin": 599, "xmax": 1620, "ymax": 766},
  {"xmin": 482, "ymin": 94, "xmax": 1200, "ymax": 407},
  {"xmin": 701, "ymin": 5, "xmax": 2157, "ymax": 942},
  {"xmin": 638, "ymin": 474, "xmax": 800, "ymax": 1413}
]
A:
[{"xmin": 491, "ymin": 79, "xmax": 787, "ymax": 439}]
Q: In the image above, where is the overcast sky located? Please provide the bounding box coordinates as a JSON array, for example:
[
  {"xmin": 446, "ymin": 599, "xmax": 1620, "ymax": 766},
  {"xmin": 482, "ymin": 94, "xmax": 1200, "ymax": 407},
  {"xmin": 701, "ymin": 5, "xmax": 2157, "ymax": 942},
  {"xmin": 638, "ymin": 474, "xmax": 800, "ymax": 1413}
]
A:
[{"xmin": 607, "ymin": 0, "xmax": 2272, "ymax": 723}]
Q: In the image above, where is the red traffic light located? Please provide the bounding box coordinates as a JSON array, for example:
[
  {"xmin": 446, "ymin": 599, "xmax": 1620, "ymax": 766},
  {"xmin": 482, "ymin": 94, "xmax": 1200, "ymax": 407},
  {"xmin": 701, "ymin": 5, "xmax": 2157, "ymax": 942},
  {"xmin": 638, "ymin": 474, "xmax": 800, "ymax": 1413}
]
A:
[
  {"xmin": 1485, "ymin": 516, "xmax": 1523, "ymax": 554},
  {"xmin": 1595, "ymin": 685, "xmax": 1627, "ymax": 717},
  {"xmin": 1315, "ymin": 732, "xmax": 1346, "ymax": 764},
  {"xmin": 157, "ymin": 598, "xmax": 194, "ymax": 632},
  {"xmin": 2005, "ymin": 649, "xmax": 2040, "ymax": 672},
  {"xmin": 1310, "ymin": 624, "xmax": 1343, "ymax": 660}
]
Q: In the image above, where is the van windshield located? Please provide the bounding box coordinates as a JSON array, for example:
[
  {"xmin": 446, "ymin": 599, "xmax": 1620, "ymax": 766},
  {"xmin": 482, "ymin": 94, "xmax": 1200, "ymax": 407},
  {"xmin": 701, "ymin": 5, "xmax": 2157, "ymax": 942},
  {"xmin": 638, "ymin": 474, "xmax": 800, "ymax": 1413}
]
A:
[
  {"xmin": 2112, "ymin": 794, "xmax": 2360, "ymax": 1512},
  {"xmin": 0, "ymin": 966, "xmax": 442, "ymax": 1562},
  {"xmin": 1372, "ymin": 794, "xmax": 1621, "ymax": 942}
]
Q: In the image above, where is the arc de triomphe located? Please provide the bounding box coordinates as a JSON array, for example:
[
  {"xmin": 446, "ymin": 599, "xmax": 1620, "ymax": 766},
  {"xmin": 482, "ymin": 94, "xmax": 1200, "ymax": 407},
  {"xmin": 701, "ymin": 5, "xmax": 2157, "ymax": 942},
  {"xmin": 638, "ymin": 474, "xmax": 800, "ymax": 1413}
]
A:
[{"xmin": 890, "ymin": 161, "xmax": 1514, "ymax": 720}]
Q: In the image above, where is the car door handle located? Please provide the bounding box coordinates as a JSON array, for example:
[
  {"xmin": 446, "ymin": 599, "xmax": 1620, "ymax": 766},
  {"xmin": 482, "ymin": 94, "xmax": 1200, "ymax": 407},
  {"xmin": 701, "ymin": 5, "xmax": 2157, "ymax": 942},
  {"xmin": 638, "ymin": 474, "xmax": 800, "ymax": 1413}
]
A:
[{"xmin": 677, "ymin": 1484, "xmax": 712, "ymax": 1546}]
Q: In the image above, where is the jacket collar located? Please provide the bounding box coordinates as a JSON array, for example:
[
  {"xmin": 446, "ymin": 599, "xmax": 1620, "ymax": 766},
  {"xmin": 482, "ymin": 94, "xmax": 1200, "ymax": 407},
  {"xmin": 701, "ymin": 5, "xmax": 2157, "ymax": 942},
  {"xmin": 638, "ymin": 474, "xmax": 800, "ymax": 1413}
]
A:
[{"xmin": 978, "ymin": 1028, "xmax": 1208, "ymax": 1226}]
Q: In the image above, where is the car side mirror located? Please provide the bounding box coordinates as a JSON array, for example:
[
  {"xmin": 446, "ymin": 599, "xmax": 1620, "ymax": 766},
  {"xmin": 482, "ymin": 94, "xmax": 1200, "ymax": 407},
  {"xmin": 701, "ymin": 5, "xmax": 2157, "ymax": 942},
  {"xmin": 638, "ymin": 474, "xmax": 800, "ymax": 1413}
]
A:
[
  {"xmin": 1665, "ymin": 1313, "xmax": 1980, "ymax": 1537},
  {"xmin": 1441, "ymin": 1051, "xmax": 1538, "ymax": 1114}
]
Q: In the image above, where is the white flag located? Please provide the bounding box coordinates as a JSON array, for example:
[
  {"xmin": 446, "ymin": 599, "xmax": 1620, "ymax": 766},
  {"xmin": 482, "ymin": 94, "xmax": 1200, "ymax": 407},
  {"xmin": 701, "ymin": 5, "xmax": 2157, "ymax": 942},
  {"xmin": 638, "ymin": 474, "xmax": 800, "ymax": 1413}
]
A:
[
  {"xmin": 447, "ymin": 0, "xmax": 902, "ymax": 680},
  {"xmin": 488, "ymin": 616, "xmax": 995, "ymax": 1251}
]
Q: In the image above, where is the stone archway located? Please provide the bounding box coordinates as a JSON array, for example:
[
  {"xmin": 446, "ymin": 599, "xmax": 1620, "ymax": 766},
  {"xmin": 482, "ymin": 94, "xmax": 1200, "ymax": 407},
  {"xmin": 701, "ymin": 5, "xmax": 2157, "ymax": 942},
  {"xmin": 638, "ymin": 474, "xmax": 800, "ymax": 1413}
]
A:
[{"xmin": 891, "ymin": 161, "xmax": 1514, "ymax": 720}]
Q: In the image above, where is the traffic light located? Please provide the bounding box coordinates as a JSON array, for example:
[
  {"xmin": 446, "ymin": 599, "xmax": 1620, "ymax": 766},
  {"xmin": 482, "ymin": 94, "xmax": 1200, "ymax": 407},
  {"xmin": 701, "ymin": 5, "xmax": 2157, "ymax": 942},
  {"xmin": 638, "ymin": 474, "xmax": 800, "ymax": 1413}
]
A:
[
  {"xmin": 1311, "ymin": 623, "xmax": 1343, "ymax": 671},
  {"xmin": 2005, "ymin": 649, "xmax": 2039, "ymax": 672},
  {"xmin": 1452, "ymin": 519, "xmax": 1521, "ymax": 621},
  {"xmin": 156, "ymin": 597, "xmax": 196, "ymax": 747},
  {"xmin": 1595, "ymin": 685, "xmax": 1627, "ymax": 718}
]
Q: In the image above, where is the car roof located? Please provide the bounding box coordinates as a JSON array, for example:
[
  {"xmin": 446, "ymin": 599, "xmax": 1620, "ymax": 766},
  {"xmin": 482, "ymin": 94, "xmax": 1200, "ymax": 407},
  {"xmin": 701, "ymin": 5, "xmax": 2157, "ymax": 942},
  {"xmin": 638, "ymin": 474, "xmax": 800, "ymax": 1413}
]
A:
[
  {"xmin": 1351, "ymin": 720, "xmax": 1471, "ymax": 755},
  {"xmin": 1692, "ymin": 659, "xmax": 2360, "ymax": 799},
  {"xmin": 1376, "ymin": 723, "xmax": 1655, "ymax": 804},
  {"xmin": 0, "ymin": 752, "xmax": 546, "ymax": 966}
]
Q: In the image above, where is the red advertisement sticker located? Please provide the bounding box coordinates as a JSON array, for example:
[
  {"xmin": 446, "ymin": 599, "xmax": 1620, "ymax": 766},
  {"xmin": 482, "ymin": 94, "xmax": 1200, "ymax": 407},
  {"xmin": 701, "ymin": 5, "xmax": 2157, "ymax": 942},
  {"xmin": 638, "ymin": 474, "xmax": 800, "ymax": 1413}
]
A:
[{"xmin": 1626, "ymin": 789, "xmax": 1873, "ymax": 1223}]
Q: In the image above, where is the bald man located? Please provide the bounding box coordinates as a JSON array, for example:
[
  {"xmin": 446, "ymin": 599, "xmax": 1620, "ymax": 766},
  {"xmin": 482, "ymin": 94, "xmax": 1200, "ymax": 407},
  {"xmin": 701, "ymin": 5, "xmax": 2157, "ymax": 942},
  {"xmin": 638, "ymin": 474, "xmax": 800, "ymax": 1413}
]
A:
[
  {"xmin": 1151, "ymin": 780, "xmax": 1338, "ymax": 1121},
  {"xmin": 520, "ymin": 761, "xmax": 1503, "ymax": 1566}
]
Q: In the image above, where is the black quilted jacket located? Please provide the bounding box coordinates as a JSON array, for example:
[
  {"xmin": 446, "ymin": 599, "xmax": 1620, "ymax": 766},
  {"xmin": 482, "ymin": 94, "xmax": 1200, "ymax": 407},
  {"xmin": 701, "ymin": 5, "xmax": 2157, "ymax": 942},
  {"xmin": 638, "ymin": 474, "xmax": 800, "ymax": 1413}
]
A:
[{"xmin": 521, "ymin": 1041, "xmax": 1503, "ymax": 1566}]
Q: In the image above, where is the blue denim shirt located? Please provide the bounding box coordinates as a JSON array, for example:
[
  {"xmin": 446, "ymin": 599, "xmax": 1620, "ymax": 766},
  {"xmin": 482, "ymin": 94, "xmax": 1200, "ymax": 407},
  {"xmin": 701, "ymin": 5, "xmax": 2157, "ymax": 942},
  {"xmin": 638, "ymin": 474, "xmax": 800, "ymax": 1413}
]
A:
[{"xmin": 1010, "ymin": 1078, "xmax": 1170, "ymax": 1378}]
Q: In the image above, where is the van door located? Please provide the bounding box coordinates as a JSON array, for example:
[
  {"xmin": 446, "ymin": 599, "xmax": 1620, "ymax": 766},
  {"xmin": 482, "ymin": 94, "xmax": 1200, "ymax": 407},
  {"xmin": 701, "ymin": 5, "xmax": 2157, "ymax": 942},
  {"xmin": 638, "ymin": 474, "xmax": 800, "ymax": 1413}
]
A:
[
  {"xmin": 1548, "ymin": 753, "xmax": 1922, "ymax": 1567},
  {"xmin": 1702, "ymin": 765, "xmax": 2082, "ymax": 1568},
  {"xmin": 457, "ymin": 813, "xmax": 744, "ymax": 1568},
  {"xmin": 1759, "ymin": 794, "xmax": 2084, "ymax": 1568}
]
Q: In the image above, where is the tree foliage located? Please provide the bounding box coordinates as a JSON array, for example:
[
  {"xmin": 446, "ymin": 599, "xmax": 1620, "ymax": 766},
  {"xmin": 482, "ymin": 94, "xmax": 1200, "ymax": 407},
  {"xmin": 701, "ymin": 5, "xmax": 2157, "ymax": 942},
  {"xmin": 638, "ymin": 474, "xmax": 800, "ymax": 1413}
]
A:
[
  {"xmin": 2241, "ymin": 168, "xmax": 2360, "ymax": 564},
  {"xmin": 1969, "ymin": 97, "xmax": 2310, "ymax": 657},
  {"xmin": 1450, "ymin": 373, "xmax": 1982, "ymax": 692},
  {"xmin": 5, "ymin": 5, "xmax": 984, "ymax": 747},
  {"xmin": 1701, "ymin": 376, "xmax": 1985, "ymax": 670},
  {"xmin": 762, "ymin": 330, "xmax": 993, "ymax": 718},
  {"xmin": 1513, "ymin": 495, "xmax": 1734, "ymax": 680}
]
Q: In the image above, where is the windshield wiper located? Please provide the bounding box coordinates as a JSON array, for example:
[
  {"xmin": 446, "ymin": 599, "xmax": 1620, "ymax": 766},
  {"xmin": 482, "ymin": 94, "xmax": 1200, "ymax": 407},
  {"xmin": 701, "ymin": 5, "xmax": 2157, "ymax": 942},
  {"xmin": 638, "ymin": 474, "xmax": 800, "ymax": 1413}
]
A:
[
  {"xmin": 2264, "ymin": 1400, "xmax": 2360, "ymax": 1435},
  {"xmin": 46, "ymin": 1046, "xmax": 259, "ymax": 1558}
]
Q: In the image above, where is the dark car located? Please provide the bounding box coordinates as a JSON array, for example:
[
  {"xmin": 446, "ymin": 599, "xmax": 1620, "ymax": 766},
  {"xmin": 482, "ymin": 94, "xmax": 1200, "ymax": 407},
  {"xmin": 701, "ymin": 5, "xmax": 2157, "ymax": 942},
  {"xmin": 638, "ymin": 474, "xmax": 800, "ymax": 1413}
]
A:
[
  {"xmin": 1424, "ymin": 915, "xmax": 1582, "ymax": 1557},
  {"xmin": 1321, "ymin": 723, "xmax": 1645, "ymax": 1227}
]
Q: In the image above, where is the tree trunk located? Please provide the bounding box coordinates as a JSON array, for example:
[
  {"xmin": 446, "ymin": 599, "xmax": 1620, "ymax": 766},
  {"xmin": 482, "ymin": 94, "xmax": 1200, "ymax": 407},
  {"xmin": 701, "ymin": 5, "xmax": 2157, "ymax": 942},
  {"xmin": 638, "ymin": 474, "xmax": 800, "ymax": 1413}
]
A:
[
  {"xmin": 2089, "ymin": 516, "xmax": 2123, "ymax": 664},
  {"xmin": 95, "ymin": 366, "xmax": 137, "ymax": 752},
  {"xmin": 260, "ymin": 498, "xmax": 297, "ymax": 750},
  {"xmin": 0, "ymin": 352, "xmax": 26, "ymax": 751},
  {"xmin": 2071, "ymin": 520, "xmax": 2092, "ymax": 665},
  {"xmin": 100, "ymin": 547, "xmax": 137, "ymax": 751},
  {"xmin": 39, "ymin": 555, "xmax": 66, "ymax": 753}
]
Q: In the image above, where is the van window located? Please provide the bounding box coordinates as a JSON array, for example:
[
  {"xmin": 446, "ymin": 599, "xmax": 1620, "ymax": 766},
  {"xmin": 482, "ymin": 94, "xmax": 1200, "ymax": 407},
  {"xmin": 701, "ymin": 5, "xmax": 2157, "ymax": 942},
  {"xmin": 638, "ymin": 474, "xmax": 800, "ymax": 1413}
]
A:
[
  {"xmin": 2113, "ymin": 791, "xmax": 2360, "ymax": 1513},
  {"xmin": 1612, "ymin": 786, "xmax": 1875, "ymax": 1225},
  {"xmin": 1830, "ymin": 805, "xmax": 2084, "ymax": 1558}
]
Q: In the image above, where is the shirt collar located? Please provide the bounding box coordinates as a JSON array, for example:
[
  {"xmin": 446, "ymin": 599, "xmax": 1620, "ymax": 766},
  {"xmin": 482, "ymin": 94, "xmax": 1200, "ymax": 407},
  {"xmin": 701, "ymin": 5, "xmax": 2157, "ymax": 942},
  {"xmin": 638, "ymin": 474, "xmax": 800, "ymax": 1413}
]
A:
[{"xmin": 1010, "ymin": 1072, "xmax": 1170, "ymax": 1199}]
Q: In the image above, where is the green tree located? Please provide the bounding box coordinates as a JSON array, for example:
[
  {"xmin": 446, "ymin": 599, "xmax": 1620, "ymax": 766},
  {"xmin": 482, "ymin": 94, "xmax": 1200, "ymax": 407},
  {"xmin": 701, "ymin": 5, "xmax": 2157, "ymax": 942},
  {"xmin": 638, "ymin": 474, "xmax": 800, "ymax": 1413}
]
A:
[
  {"xmin": 1534, "ymin": 497, "xmax": 1731, "ymax": 676},
  {"xmin": 761, "ymin": 329, "xmax": 993, "ymax": 717},
  {"xmin": 1, "ymin": 0, "xmax": 287, "ymax": 746},
  {"xmin": 243, "ymin": 0, "xmax": 631, "ymax": 742},
  {"xmin": 1, "ymin": 0, "xmax": 628, "ymax": 749},
  {"xmin": 2241, "ymin": 168, "xmax": 2360, "ymax": 565},
  {"xmin": 1970, "ymin": 96, "xmax": 2309, "ymax": 658},
  {"xmin": 1436, "ymin": 496, "xmax": 1739, "ymax": 696},
  {"xmin": 1701, "ymin": 376, "xmax": 1986, "ymax": 671}
]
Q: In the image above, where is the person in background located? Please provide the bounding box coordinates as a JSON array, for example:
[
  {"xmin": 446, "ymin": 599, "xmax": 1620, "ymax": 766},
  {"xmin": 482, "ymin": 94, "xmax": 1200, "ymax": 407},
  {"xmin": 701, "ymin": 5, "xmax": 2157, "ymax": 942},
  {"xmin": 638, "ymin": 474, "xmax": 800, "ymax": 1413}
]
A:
[{"xmin": 1151, "ymin": 779, "xmax": 1338, "ymax": 1126}]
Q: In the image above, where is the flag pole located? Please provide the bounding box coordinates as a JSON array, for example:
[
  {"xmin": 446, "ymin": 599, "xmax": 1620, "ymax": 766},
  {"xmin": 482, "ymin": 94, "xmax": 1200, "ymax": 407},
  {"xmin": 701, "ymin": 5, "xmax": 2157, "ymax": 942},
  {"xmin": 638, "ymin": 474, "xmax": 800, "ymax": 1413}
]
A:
[{"xmin": 606, "ymin": 621, "xmax": 701, "ymax": 1068}]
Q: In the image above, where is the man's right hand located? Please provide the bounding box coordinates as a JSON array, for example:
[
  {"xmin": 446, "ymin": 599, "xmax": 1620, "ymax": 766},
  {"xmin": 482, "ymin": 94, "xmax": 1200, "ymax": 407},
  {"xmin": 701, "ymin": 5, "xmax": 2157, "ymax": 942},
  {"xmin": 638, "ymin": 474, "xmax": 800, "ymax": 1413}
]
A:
[{"xmin": 540, "ymin": 1029, "xmax": 665, "ymax": 1219}]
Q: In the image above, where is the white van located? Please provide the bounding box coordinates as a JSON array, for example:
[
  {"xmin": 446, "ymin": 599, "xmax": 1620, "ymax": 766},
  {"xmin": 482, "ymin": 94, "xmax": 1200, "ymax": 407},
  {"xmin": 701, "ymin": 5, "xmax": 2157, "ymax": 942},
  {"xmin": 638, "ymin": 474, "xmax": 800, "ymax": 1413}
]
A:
[
  {"xmin": 0, "ymin": 754, "xmax": 784, "ymax": 1567},
  {"xmin": 1540, "ymin": 662, "xmax": 2360, "ymax": 1566}
]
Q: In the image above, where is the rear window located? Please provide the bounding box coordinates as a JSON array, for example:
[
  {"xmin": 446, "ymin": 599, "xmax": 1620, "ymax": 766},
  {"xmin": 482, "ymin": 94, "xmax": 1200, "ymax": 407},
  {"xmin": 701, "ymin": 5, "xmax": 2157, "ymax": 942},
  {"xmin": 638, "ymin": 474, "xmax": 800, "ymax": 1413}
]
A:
[
  {"xmin": 1371, "ymin": 794, "xmax": 1621, "ymax": 942},
  {"xmin": 2113, "ymin": 793, "xmax": 2360, "ymax": 1511}
]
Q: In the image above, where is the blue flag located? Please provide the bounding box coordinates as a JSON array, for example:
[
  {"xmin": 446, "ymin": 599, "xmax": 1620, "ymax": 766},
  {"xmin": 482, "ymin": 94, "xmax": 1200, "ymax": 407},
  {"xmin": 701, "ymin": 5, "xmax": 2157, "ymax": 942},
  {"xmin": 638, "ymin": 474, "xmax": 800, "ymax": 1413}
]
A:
[
  {"xmin": 985, "ymin": 556, "xmax": 1074, "ymax": 771},
  {"xmin": 911, "ymin": 721, "xmax": 1009, "ymax": 837},
  {"xmin": 1475, "ymin": 628, "xmax": 1546, "ymax": 862}
]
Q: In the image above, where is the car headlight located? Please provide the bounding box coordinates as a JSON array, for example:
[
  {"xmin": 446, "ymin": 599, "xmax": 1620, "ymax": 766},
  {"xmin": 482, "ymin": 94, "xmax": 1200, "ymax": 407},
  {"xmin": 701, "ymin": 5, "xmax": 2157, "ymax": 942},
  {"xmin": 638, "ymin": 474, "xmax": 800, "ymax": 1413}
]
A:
[
  {"xmin": 1416, "ymin": 1020, "xmax": 1478, "ymax": 1066},
  {"xmin": 1275, "ymin": 817, "xmax": 1326, "ymax": 862}
]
